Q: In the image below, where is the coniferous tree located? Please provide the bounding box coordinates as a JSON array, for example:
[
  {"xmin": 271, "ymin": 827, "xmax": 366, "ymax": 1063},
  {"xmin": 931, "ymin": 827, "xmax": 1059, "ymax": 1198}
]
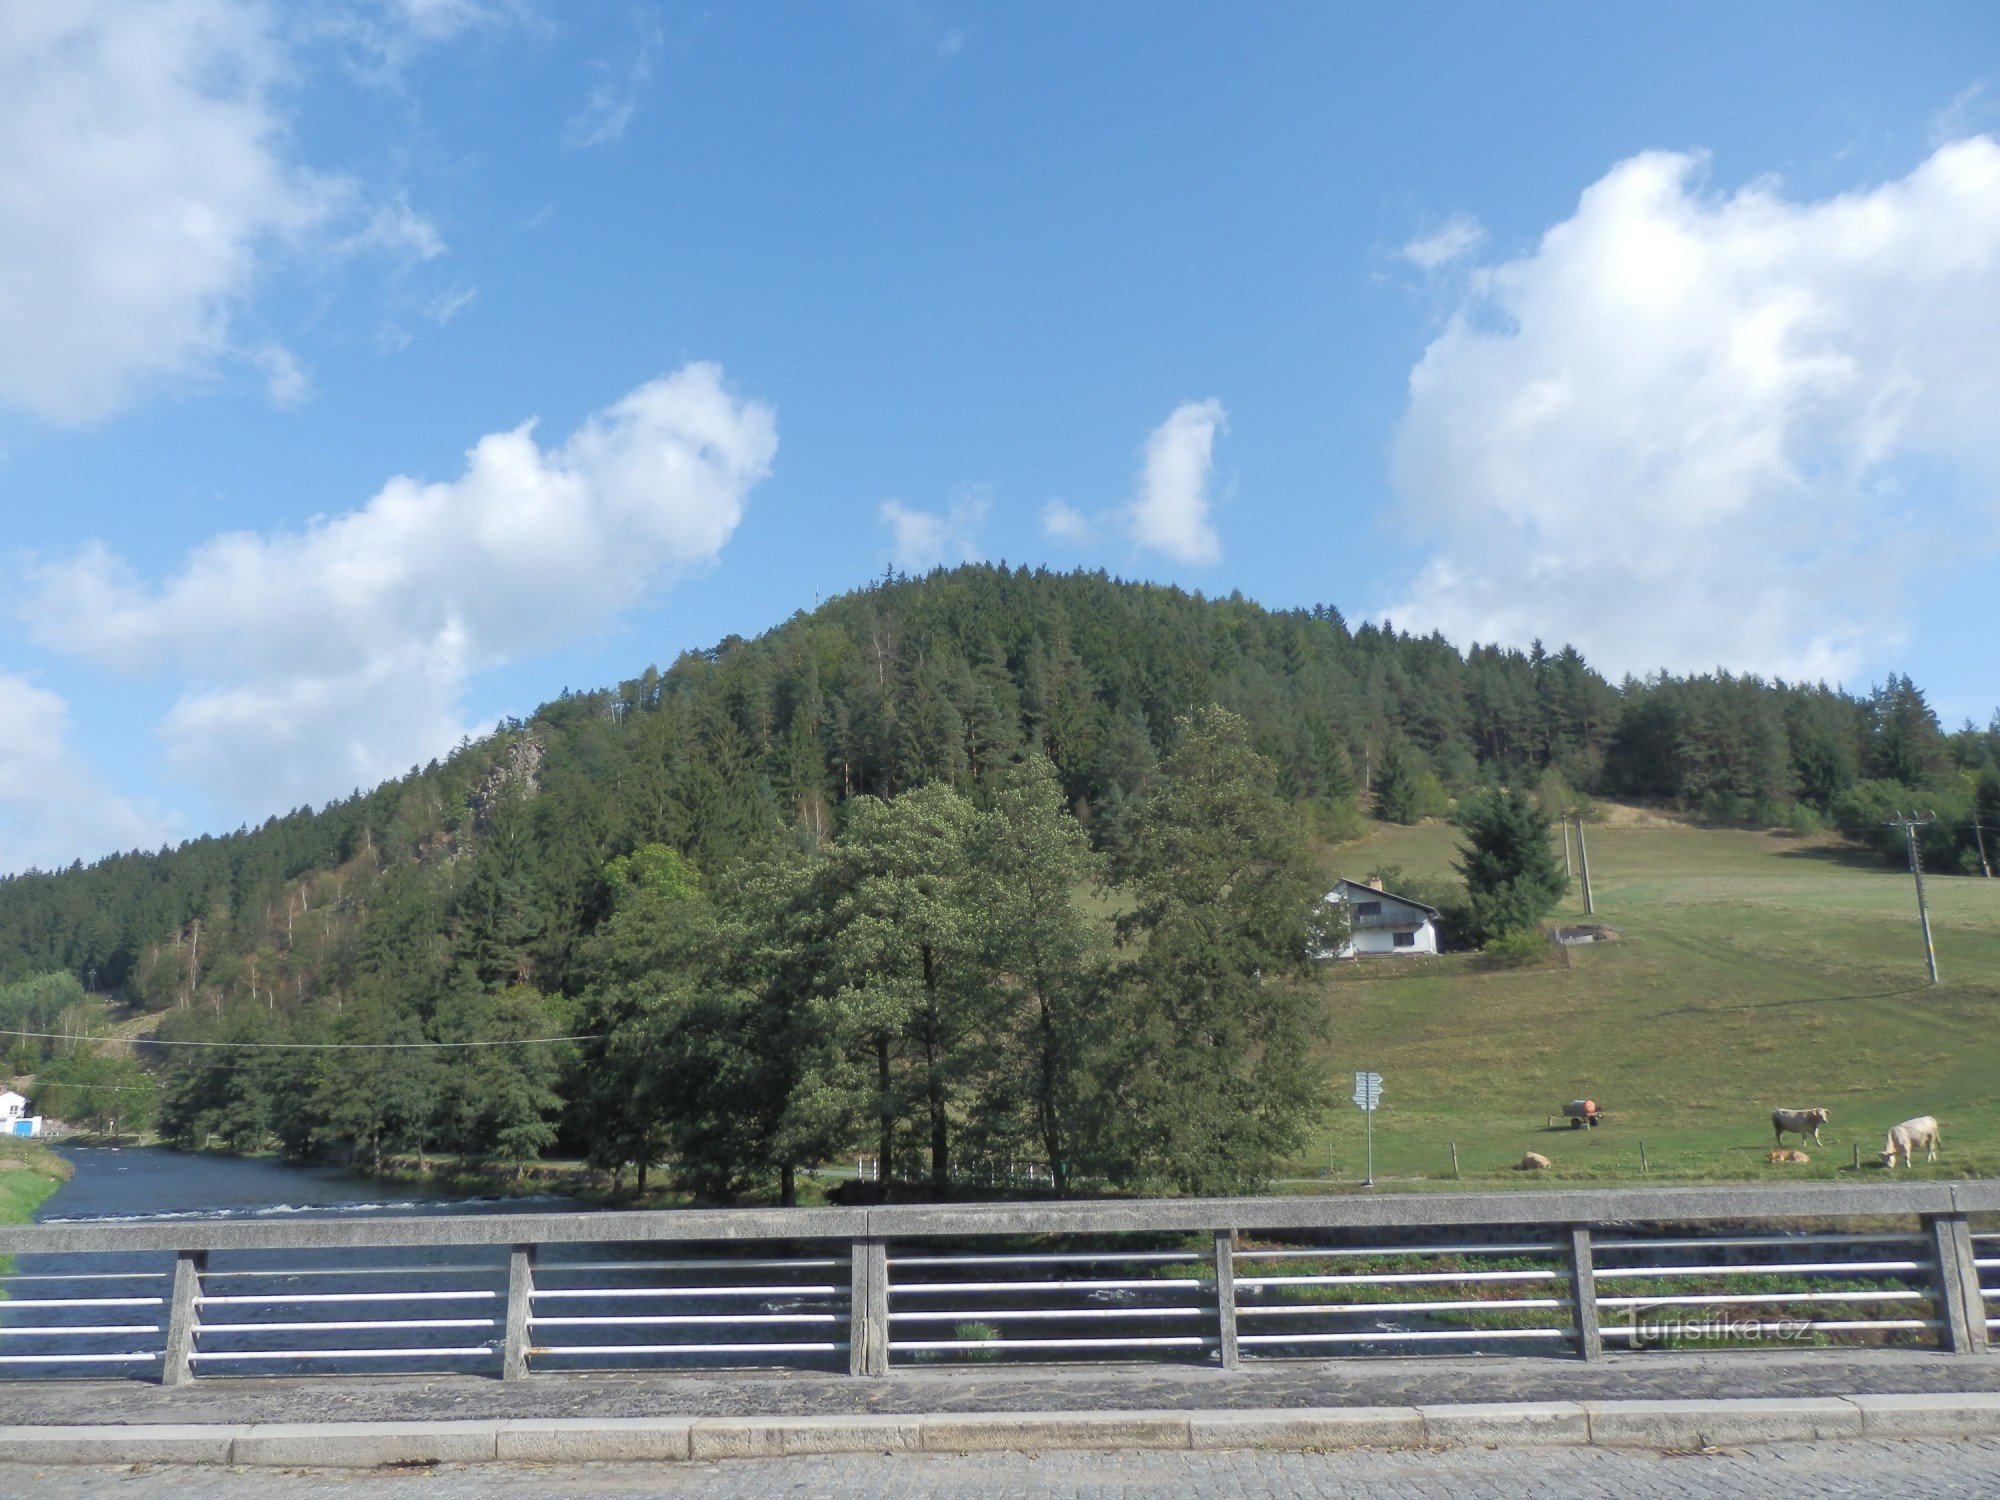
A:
[
  {"xmin": 1097, "ymin": 707, "xmax": 1329, "ymax": 1194},
  {"xmin": 1453, "ymin": 786, "xmax": 1569, "ymax": 944}
]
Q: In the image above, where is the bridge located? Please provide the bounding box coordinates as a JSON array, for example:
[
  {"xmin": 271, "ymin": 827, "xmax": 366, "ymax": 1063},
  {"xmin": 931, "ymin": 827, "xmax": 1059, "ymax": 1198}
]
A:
[{"xmin": 4, "ymin": 1180, "xmax": 2000, "ymax": 1466}]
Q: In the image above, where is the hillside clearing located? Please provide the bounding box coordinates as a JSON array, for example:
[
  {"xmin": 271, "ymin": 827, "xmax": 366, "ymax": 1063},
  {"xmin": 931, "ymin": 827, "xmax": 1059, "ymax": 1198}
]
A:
[{"xmin": 1298, "ymin": 811, "xmax": 2000, "ymax": 1187}]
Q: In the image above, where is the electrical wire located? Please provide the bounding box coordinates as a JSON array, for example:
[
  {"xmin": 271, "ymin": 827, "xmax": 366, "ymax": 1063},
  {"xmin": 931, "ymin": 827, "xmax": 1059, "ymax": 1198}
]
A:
[{"xmin": 0, "ymin": 1029, "xmax": 596, "ymax": 1050}]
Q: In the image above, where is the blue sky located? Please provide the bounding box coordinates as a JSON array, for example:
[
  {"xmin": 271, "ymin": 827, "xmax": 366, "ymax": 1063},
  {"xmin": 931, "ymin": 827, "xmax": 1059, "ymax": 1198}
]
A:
[{"xmin": 3, "ymin": 1, "xmax": 1998, "ymax": 873}]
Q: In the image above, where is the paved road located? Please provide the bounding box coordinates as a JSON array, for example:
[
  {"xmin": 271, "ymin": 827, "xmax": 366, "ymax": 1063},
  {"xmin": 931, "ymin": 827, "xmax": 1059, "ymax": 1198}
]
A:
[{"xmin": 8, "ymin": 1440, "xmax": 2000, "ymax": 1498}]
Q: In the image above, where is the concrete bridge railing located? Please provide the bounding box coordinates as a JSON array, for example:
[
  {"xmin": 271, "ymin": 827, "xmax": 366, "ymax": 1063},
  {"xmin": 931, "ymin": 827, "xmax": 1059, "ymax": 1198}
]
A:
[{"xmin": 2, "ymin": 1179, "xmax": 1995, "ymax": 1383}]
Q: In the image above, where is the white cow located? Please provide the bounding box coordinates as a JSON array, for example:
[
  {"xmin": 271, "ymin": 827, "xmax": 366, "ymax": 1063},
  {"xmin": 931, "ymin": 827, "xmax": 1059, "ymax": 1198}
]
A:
[
  {"xmin": 1880, "ymin": 1115, "xmax": 1941, "ymax": 1169},
  {"xmin": 1771, "ymin": 1107, "xmax": 1828, "ymax": 1147}
]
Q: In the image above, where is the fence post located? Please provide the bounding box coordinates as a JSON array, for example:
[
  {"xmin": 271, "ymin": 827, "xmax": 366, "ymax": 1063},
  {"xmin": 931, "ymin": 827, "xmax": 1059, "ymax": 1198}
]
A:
[
  {"xmin": 1925, "ymin": 1213, "xmax": 1989, "ymax": 1355},
  {"xmin": 502, "ymin": 1244, "xmax": 536, "ymax": 1380},
  {"xmin": 1566, "ymin": 1226, "xmax": 1603, "ymax": 1362},
  {"xmin": 849, "ymin": 1237, "xmax": 890, "ymax": 1377},
  {"xmin": 161, "ymin": 1248, "xmax": 205, "ymax": 1386},
  {"xmin": 1214, "ymin": 1228, "xmax": 1239, "ymax": 1371}
]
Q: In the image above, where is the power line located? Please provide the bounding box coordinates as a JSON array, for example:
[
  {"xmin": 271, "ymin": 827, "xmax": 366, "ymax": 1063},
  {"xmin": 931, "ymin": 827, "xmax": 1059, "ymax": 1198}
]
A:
[{"xmin": 0, "ymin": 1029, "xmax": 598, "ymax": 1051}]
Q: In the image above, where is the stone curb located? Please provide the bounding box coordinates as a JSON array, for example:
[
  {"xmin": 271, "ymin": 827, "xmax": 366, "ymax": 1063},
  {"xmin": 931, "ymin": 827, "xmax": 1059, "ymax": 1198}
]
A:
[{"xmin": 7, "ymin": 1395, "xmax": 2000, "ymax": 1467}]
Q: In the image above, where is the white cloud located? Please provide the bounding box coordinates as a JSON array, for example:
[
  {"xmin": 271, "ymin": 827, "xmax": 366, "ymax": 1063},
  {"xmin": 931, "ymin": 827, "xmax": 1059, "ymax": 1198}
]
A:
[
  {"xmin": 1040, "ymin": 499, "xmax": 1092, "ymax": 544},
  {"xmin": 0, "ymin": 1, "xmax": 475, "ymax": 426},
  {"xmin": 345, "ymin": 193, "xmax": 448, "ymax": 262},
  {"xmin": 1387, "ymin": 139, "xmax": 2000, "ymax": 682},
  {"xmin": 250, "ymin": 344, "xmax": 311, "ymax": 408},
  {"xmin": 1125, "ymin": 399, "xmax": 1226, "ymax": 564},
  {"xmin": 0, "ymin": 675, "xmax": 172, "ymax": 875},
  {"xmin": 564, "ymin": 12, "xmax": 664, "ymax": 149},
  {"xmin": 880, "ymin": 492, "xmax": 988, "ymax": 572},
  {"xmin": 1402, "ymin": 213, "xmax": 1487, "ymax": 270},
  {"xmin": 26, "ymin": 363, "xmax": 777, "ymax": 814},
  {"xmin": 0, "ymin": 1, "xmax": 335, "ymax": 423}
]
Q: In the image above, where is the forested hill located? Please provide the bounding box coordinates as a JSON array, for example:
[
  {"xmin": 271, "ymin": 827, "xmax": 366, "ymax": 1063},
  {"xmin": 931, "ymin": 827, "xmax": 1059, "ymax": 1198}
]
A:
[{"xmin": 2, "ymin": 563, "xmax": 1994, "ymax": 1008}]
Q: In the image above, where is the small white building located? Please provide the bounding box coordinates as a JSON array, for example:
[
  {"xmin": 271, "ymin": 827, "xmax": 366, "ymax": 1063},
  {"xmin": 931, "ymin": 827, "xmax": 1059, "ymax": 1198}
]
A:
[
  {"xmin": 1319, "ymin": 878, "xmax": 1441, "ymax": 959},
  {"xmin": 1, "ymin": 1089, "xmax": 42, "ymax": 1138}
]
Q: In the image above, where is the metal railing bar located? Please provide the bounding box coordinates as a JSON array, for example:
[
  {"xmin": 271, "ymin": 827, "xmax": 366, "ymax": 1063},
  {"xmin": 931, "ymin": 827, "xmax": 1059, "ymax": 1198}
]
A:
[
  {"xmin": 532, "ymin": 1342, "xmax": 845, "ymax": 1356},
  {"xmin": 540, "ymin": 1258, "xmax": 844, "ymax": 1273},
  {"xmin": 0, "ymin": 1272, "xmax": 171, "ymax": 1283},
  {"xmin": 0, "ymin": 1352, "xmax": 160, "ymax": 1365},
  {"xmin": 197, "ymin": 1291, "xmax": 500, "ymax": 1306},
  {"xmin": 532, "ymin": 1285, "xmax": 841, "ymax": 1301},
  {"xmin": 189, "ymin": 1348, "xmax": 494, "ymax": 1362},
  {"xmin": 889, "ymin": 1336, "xmax": 1210, "ymax": 1351},
  {"xmin": 0, "ymin": 1297, "xmax": 164, "ymax": 1309},
  {"xmin": 1240, "ymin": 1336, "xmax": 1568, "ymax": 1352},
  {"xmin": 1602, "ymin": 1320, "xmax": 1935, "ymax": 1337},
  {"xmin": 1600, "ymin": 1290, "xmax": 1929, "ymax": 1309},
  {"xmin": 1239, "ymin": 1299, "xmax": 1568, "ymax": 1317},
  {"xmin": 0, "ymin": 1325, "xmax": 162, "ymax": 1337},
  {"xmin": 1595, "ymin": 1235, "xmax": 1924, "ymax": 1252},
  {"xmin": 195, "ymin": 1319, "xmax": 498, "ymax": 1333},
  {"xmin": 1237, "ymin": 1270, "xmax": 1559, "ymax": 1288},
  {"xmin": 889, "ymin": 1307, "xmax": 1207, "ymax": 1323},
  {"xmin": 1232, "ymin": 1244, "xmax": 1557, "ymax": 1261},
  {"xmin": 200, "ymin": 1266, "xmax": 501, "ymax": 1280},
  {"xmin": 891, "ymin": 1253, "xmax": 1204, "ymax": 1268},
  {"xmin": 891, "ymin": 1279, "xmax": 1204, "ymax": 1294},
  {"xmin": 532, "ymin": 1314, "xmax": 841, "ymax": 1328},
  {"xmin": 1594, "ymin": 1261, "xmax": 1928, "ymax": 1280}
]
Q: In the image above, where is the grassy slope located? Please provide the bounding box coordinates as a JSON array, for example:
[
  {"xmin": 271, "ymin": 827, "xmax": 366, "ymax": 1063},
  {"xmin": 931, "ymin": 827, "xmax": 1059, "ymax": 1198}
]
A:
[{"xmin": 1296, "ymin": 810, "xmax": 2000, "ymax": 1187}]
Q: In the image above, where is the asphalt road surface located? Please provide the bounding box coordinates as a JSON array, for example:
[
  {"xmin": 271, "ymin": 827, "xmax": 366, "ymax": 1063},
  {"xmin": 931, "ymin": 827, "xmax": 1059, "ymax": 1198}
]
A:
[{"xmin": 8, "ymin": 1440, "xmax": 2000, "ymax": 1498}]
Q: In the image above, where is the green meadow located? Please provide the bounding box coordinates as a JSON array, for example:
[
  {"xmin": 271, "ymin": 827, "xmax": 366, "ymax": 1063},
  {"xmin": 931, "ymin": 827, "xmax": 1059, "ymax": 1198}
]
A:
[{"xmin": 1296, "ymin": 810, "xmax": 2000, "ymax": 1188}]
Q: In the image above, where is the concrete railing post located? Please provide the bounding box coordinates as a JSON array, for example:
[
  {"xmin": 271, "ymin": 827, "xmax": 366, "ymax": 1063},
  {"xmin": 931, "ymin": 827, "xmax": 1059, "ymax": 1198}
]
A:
[
  {"xmin": 1926, "ymin": 1213, "xmax": 1989, "ymax": 1355},
  {"xmin": 161, "ymin": 1248, "xmax": 205, "ymax": 1386},
  {"xmin": 1214, "ymin": 1228, "xmax": 1239, "ymax": 1371},
  {"xmin": 849, "ymin": 1237, "xmax": 890, "ymax": 1377},
  {"xmin": 502, "ymin": 1244, "xmax": 535, "ymax": 1380},
  {"xmin": 1567, "ymin": 1226, "xmax": 1603, "ymax": 1362}
]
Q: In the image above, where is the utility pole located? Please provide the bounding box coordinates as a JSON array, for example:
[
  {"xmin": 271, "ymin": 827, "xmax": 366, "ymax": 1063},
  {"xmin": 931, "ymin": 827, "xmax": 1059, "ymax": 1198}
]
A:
[
  {"xmin": 1573, "ymin": 814, "xmax": 1595, "ymax": 915},
  {"xmin": 1972, "ymin": 820, "xmax": 1993, "ymax": 881},
  {"xmin": 1887, "ymin": 813, "xmax": 1940, "ymax": 986},
  {"xmin": 1562, "ymin": 815, "xmax": 1573, "ymax": 880}
]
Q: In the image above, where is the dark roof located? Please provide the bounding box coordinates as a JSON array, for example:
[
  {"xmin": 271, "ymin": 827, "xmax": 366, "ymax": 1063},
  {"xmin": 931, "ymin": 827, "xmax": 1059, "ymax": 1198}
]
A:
[{"xmin": 1326, "ymin": 878, "xmax": 1442, "ymax": 920}]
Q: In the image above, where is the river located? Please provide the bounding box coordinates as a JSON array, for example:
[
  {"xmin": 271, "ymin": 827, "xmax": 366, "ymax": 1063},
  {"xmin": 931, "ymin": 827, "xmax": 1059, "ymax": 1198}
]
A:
[{"xmin": 34, "ymin": 1145, "xmax": 566, "ymax": 1225}]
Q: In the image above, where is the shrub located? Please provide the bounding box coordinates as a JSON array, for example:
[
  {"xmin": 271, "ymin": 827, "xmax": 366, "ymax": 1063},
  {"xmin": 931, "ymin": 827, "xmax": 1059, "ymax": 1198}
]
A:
[{"xmin": 1481, "ymin": 928, "xmax": 1550, "ymax": 966}]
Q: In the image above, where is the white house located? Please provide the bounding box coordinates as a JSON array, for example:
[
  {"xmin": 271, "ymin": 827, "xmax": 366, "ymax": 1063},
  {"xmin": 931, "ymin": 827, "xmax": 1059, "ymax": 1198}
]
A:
[
  {"xmin": 1318, "ymin": 878, "xmax": 1441, "ymax": 959},
  {"xmin": 1, "ymin": 1089, "xmax": 42, "ymax": 1138}
]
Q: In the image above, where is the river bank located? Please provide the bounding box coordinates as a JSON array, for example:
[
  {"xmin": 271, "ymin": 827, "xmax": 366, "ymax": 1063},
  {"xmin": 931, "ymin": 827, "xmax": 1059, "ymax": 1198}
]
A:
[{"xmin": 0, "ymin": 1139, "xmax": 71, "ymax": 1227}]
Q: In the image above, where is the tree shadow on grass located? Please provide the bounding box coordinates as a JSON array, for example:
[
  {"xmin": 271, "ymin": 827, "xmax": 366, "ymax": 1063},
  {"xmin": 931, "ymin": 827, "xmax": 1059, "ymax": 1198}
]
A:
[
  {"xmin": 1773, "ymin": 842, "xmax": 1895, "ymax": 873},
  {"xmin": 1651, "ymin": 985, "xmax": 1930, "ymax": 1019}
]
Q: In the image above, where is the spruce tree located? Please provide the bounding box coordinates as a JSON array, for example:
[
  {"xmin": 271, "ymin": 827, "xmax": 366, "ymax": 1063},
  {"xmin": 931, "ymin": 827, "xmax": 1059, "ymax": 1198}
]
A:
[{"xmin": 1453, "ymin": 785, "xmax": 1568, "ymax": 944}]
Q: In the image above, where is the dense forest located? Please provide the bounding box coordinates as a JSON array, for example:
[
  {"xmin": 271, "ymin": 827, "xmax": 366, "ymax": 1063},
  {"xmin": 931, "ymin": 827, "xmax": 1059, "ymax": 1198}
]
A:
[{"xmin": 2, "ymin": 566, "xmax": 1994, "ymax": 1193}]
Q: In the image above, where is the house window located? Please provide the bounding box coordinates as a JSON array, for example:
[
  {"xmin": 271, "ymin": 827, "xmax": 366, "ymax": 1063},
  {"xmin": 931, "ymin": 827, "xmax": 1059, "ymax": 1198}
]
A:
[
  {"xmin": 1392, "ymin": 931, "xmax": 1416, "ymax": 948},
  {"xmin": 1355, "ymin": 901, "xmax": 1382, "ymax": 917}
]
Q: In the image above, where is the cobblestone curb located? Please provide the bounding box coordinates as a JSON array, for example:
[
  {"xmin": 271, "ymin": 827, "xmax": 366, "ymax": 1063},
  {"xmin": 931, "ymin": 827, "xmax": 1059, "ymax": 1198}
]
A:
[{"xmin": 9, "ymin": 1394, "xmax": 2000, "ymax": 1467}]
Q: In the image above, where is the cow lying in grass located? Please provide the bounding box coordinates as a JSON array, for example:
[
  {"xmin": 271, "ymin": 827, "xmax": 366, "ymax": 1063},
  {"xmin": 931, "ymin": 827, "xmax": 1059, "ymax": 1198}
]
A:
[
  {"xmin": 1880, "ymin": 1115, "xmax": 1941, "ymax": 1168},
  {"xmin": 1772, "ymin": 1106, "xmax": 1828, "ymax": 1147}
]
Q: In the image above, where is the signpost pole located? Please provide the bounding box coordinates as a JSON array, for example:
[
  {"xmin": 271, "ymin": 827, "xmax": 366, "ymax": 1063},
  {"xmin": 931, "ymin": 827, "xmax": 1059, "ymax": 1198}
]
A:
[
  {"xmin": 1352, "ymin": 1070, "xmax": 1382, "ymax": 1187},
  {"xmin": 1365, "ymin": 1097, "xmax": 1374, "ymax": 1186}
]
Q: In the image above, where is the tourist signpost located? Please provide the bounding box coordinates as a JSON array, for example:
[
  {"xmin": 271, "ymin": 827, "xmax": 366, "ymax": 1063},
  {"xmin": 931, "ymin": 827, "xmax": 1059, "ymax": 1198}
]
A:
[{"xmin": 1353, "ymin": 1070, "xmax": 1382, "ymax": 1186}]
